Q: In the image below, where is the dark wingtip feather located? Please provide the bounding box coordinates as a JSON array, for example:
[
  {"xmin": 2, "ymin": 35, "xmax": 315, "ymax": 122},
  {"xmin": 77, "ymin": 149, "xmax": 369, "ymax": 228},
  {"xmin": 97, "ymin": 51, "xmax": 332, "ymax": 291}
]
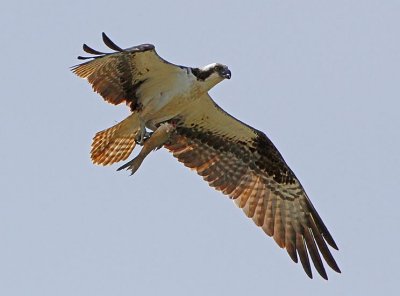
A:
[
  {"xmin": 83, "ymin": 43, "xmax": 106, "ymax": 55},
  {"xmin": 286, "ymin": 243, "xmax": 298, "ymax": 263},
  {"xmin": 296, "ymin": 234, "xmax": 313, "ymax": 279},
  {"xmin": 77, "ymin": 56, "xmax": 94, "ymax": 60},
  {"xmin": 304, "ymin": 196, "xmax": 339, "ymax": 251},
  {"xmin": 326, "ymin": 236, "xmax": 339, "ymax": 250},
  {"xmin": 320, "ymin": 227, "xmax": 339, "ymax": 250},
  {"xmin": 102, "ymin": 32, "xmax": 124, "ymax": 52},
  {"xmin": 334, "ymin": 265, "xmax": 341, "ymax": 274},
  {"xmin": 304, "ymin": 229, "xmax": 328, "ymax": 280},
  {"xmin": 309, "ymin": 220, "xmax": 341, "ymax": 273}
]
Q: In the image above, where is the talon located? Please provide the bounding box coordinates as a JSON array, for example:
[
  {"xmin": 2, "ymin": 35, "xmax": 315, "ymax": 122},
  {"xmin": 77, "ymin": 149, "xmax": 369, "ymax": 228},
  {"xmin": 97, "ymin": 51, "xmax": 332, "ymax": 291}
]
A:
[
  {"xmin": 137, "ymin": 117, "xmax": 147, "ymax": 145},
  {"xmin": 118, "ymin": 122, "xmax": 175, "ymax": 176},
  {"xmin": 135, "ymin": 131, "xmax": 153, "ymax": 145}
]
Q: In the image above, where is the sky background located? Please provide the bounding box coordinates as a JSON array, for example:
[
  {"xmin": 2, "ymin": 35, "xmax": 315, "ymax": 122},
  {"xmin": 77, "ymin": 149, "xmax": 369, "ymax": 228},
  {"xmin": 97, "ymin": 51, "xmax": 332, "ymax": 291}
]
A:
[{"xmin": 1, "ymin": 1, "xmax": 399, "ymax": 295}]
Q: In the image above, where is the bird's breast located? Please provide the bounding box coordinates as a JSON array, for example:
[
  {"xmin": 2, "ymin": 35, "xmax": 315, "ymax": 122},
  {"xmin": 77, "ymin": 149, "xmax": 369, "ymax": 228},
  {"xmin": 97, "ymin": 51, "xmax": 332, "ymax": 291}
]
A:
[{"xmin": 137, "ymin": 73, "xmax": 201, "ymax": 128}]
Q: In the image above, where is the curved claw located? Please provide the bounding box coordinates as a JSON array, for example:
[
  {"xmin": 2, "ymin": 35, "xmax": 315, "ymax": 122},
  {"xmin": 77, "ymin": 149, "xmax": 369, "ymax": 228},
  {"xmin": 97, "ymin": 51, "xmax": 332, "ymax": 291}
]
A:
[
  {"xmin": 118, "ymin": 122, "xmax": 175, "ymax": 175},
  {"xmin": 135, "ymin": 131, "xmax": 153, "ymax": 146}
]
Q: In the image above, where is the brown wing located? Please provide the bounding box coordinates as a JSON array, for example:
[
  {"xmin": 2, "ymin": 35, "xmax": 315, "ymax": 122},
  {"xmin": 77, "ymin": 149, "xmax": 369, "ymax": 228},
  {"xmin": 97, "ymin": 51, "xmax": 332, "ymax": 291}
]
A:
[
  {"xmin": 164, "ymin": 94, "xmax": 341, "ymax": 279},
  {"xmin": 71, "ymin": 32, "xmax": 183, "ymax": 110}
]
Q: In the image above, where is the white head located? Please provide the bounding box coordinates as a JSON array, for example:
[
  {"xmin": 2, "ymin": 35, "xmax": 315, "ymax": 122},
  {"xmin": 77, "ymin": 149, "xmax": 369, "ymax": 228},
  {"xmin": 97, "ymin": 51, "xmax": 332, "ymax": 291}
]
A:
[{"xmin": 191, "ymin": 63, "xmax": 231, "ymax": 91}]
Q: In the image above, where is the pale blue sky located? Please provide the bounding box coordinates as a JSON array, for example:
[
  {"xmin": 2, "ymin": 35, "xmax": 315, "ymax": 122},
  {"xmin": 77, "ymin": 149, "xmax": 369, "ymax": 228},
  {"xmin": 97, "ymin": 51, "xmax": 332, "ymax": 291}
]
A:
[{"xmin": 1, "ymin": 1, "xmax": 399, "ymax": 295}]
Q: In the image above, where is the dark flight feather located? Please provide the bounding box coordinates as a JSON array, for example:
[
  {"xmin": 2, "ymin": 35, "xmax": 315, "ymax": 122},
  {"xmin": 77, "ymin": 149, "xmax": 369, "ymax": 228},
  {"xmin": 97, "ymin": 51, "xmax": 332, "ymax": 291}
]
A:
[
  {"xmin": 102, "ymin": 32, "xmax": 124, "ymax": 52},
  {"xmin": 163, "ymin": 93, "xmax": 340, "ymax": 279}
]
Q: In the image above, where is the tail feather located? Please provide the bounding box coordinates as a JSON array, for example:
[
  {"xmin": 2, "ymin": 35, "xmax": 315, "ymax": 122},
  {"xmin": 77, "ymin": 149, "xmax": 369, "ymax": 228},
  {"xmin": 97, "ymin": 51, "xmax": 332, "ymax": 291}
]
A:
[{"xmin": 91, "ymin": 113, "xmax": 141, "ymax": 165}]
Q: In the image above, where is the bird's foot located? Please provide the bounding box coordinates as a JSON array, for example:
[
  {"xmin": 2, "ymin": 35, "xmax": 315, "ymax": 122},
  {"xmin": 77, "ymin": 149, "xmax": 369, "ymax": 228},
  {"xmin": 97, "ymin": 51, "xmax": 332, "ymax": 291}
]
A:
[{"xmin": 135, "ymin": 130, "xmax": 153, "ymax": 146}]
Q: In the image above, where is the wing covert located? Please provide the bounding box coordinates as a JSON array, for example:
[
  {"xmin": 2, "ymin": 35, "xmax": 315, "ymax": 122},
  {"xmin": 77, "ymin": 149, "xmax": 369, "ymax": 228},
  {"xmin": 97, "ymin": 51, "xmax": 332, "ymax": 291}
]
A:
[
  {"xmin": 164, "ymin": 94, "xmax": 340, "ymax": 279},
  {"xmin": 71, "ymin": 33, "xmax": 181, "ymax": 110}
]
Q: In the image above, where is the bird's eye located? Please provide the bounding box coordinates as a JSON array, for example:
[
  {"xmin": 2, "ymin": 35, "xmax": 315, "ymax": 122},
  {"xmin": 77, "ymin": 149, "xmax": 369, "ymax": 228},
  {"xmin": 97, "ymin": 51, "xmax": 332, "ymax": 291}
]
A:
[{"xmin": 214, "ymin": 65, "xmax": 222, "ymax": 71}]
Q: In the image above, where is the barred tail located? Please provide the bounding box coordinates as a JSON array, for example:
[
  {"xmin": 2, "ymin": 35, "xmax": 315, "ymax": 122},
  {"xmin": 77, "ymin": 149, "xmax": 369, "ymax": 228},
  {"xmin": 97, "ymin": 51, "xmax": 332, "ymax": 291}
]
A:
[{"xmin": 91, "ymin": 113, "xmax": 141, "ymax": 165}]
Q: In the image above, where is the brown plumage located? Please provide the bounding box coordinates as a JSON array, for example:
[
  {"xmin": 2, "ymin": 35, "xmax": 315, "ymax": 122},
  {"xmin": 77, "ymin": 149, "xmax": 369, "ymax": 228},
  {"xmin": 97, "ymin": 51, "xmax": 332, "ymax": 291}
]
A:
[
  {"xmin": 72, "ymin": 33, "xmax": 340, "ymax": 280},
  {"xmin": 163, "ymin": 95, "xmax": 341, "ymax": 279},
  {"xmin": 72, "ymin": 33, "xmax": 177, "ymax": 111},
  {"xmin": 90, "ymin": 113, "xmax": 141, "ymax": 165}
]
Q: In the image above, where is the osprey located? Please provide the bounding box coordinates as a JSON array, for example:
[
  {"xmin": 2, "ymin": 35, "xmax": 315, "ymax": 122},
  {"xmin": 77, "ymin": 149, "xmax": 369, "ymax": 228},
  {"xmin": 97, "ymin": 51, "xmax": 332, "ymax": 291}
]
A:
[{"xmin": 72, "ymin": 33, "xmax": 340, "ymax": 279}]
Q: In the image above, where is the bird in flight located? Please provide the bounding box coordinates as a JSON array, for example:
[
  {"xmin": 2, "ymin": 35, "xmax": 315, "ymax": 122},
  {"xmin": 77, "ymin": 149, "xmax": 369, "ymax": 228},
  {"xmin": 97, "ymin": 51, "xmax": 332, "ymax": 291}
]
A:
[{"xmin": 72, "ymin": 33, "xmax": 340, "ymax": 280}]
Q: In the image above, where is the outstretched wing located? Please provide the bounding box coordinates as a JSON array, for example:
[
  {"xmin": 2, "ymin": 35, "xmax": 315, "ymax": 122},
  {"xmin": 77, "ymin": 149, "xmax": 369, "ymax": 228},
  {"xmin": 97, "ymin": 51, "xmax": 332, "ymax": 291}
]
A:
[
  {"xmin": 71, "ymin": 32, "xmax": 183, "ymax": 110},
  {"xmin": 165, "ymin": 93, "xmax": 341, "ymax": 279}
]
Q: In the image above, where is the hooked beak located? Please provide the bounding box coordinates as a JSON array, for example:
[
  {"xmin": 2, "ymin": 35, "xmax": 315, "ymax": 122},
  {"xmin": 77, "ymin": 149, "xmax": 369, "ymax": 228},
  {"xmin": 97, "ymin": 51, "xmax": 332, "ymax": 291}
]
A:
[{"xmin": 222, "ymin": 68, "xmax": 231, "ymax": 79}]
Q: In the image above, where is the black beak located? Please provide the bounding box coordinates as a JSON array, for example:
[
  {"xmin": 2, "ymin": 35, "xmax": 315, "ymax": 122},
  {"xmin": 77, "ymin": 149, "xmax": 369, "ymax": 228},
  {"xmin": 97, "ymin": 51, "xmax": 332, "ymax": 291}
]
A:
[{"xmin": 222, "ymin": 68, "xmax": 231, "ymax": 79}]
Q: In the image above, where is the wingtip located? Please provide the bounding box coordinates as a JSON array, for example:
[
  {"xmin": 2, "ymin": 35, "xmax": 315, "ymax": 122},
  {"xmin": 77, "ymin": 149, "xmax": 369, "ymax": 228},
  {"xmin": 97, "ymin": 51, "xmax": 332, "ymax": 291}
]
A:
[
  {"xmin": 77, "ymin": 56, "xmax": 92, "ymax": 60},
  {"xmin": 325, "ymin": 236, "xmax": 339, "ymax": 251},
  {"xmin": 305, "ymin": 270, "xmax": 313, "ymax": 280},
  {"xmin": 305, "ymin": 268, "xmax": 328, "ymax": 280},
  {"xmin": 102, "ymin": 32, "xmax": 124, "ymax": 52},
  {"xmin": 332, "ymin": 242, "xmax": 339, "ymax": 251},
  {"xmin": 83, "ymin": 43, "xmax": 106, "ymax": 55},
  {"xmin": 319, "ymin": 269, "xmax": 328, "ymax": 280}
]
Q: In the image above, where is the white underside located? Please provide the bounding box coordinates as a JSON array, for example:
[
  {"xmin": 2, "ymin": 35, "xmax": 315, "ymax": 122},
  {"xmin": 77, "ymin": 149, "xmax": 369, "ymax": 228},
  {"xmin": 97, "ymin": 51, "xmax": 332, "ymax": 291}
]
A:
[{"xmin": 136, "ymin": 69, "xmax": 203, "ymax": 131}]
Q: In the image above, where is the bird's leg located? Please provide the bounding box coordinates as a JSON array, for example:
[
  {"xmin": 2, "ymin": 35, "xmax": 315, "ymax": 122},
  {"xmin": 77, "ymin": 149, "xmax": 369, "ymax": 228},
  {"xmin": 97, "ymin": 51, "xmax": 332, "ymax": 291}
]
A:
[
  {"xmin": 135, "ymin": 117, "xmax": 148, "ymax": 146},
  {"xmin": 135, "ymin": 130, "xmax": 153, "ymax": 146},
  {"xmin": 117, "ymin": 122, "xmax": 176, "ymax": 175}
]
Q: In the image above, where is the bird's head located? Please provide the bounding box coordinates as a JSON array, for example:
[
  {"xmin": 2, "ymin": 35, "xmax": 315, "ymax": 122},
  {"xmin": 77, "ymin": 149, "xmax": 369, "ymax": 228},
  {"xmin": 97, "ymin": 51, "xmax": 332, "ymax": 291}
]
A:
[{"xmin": 191, "ymin": 63, "xmax": 231, "ymax": 91}]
